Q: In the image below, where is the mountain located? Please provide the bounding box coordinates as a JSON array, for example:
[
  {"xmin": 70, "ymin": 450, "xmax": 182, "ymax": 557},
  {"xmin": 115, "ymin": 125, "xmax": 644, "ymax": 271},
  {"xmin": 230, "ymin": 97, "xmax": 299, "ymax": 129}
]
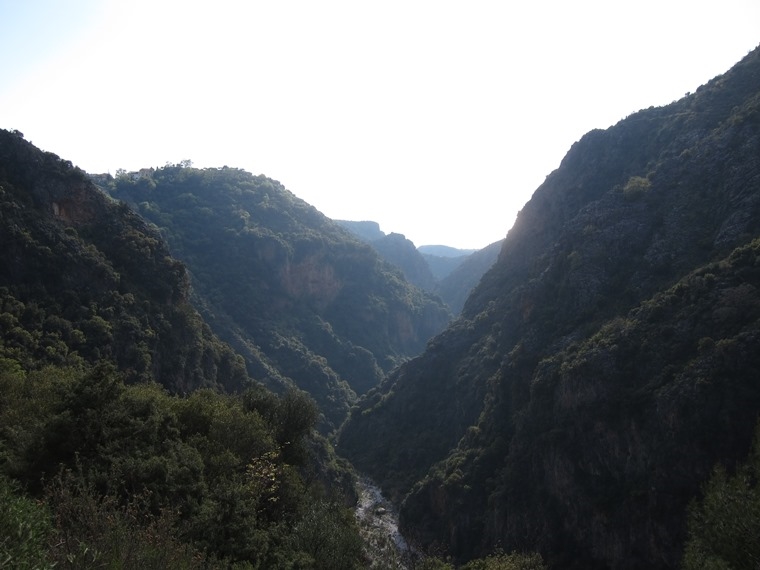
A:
[
  {"xmin": 419, "ymin": 252, "xmax": 470, "ymax": 281},
  {"xmin": 337, "ymin": 220, "xmax": 499, "ymax": 313},
  {"xmin": 0, "ymin": 129, "xmax": 247, "ymax": 394},
  {"xmin": 435, "ymin": 239, "xmax": 503, "ymax": 315},
  {"xmin": 370, "ymin": 232, "xmax": 438, "ymax": 291},
  {"xmin": 336, "ymin": 221, "xmax": 439, "ymax": 290},
  {"xmin": 418, "ymin": 244, "xmax": 478, "ymax": 258},
  {"xmin": 102, "ymin": 166, "xmax": 451, "ymax": 431},
  {"xmin": 335, "ymin": 219, "xmax": 386, "ymax": 242},
  {"xmin": 417, "ymin": 245, "xmax": 480, "ymax": 286},
  {"xmin": 338, "ymin": 46, "xmax": 760, "ymax": 568},
  {"xmin": 0, "ymin": 128, "xmax": 368, "ymax": 568}
]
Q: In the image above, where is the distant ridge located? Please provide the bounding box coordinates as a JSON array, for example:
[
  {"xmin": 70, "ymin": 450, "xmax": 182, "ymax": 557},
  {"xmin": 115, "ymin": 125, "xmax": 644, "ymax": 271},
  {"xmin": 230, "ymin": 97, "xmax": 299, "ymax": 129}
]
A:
[
  {"xmin": 336, "ymin": 219, "xmax": 500, "ymax": 312},
  {"xmin": 417, "ymin": 244, "xmax": 477, "ymax": 257},
  {"xmin": 334, "ymin": 219, "xmax": 385, "ymax": 241}
]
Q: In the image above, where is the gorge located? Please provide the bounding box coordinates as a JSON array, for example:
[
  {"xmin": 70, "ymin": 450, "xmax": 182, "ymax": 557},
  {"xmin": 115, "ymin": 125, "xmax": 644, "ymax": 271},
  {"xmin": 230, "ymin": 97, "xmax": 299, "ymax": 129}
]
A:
[{"xmin": 2, "ymin": 45, "xmax": 760, "ymax": 569}]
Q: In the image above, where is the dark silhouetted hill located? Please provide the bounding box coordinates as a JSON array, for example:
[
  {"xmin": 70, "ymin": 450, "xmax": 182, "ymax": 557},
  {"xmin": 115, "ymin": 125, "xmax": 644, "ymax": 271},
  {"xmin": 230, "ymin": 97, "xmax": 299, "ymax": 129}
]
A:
[
  {"xmin": 338, "ymin": 46, "xmax": 760, "ymax": 568},
  {"xmin": 0, "ymin": 129, "xmax": 247, "ymax": 394},
  {"xmin": 436, "ymin": 239, "xmax": 503, "ymax": 315}
]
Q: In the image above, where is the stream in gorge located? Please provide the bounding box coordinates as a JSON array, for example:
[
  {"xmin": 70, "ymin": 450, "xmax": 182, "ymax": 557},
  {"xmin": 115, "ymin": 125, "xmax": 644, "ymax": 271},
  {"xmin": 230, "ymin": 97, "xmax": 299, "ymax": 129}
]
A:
[{"xmin": 355, "ymin": 477, "xmax": 416, "ymax": 569}]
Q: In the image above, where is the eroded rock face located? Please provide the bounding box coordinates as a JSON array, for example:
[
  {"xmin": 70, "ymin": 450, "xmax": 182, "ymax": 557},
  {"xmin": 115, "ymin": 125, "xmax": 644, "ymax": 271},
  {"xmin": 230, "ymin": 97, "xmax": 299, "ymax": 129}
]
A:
[
  {"xmin": 0, "ymin": 133, "xmax": 105, "ymax": 226},
  {"xmin": 41, "ymin": 171, "xmax": 111, "ymax": 226},
  {"xmin": 280, "ymin": 253, "xmax": 343, "ymax": 311}
]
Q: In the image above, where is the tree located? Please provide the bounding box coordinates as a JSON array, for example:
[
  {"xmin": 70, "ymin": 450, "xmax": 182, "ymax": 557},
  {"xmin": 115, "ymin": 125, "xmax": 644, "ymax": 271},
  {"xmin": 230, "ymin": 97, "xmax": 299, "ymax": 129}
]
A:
[{"xmin": 682, "ymin": 423, "xmax": 760, "ymax": 569}]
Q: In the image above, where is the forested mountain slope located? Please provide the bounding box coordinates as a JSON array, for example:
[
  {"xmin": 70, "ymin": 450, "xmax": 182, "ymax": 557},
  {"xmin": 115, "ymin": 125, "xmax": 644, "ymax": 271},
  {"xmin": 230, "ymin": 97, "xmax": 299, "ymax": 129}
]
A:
[
  {"xmin": 338, "ymin": 219, "xmax": 499, "ymax": 314},
  {"xmin": 436, "ymin": 239, "xmax": 503, "ymax": 314},
  {"xmin": 0, "ymin": 128, "xmax": 366, "ymax": 568},
  {"xmin": 338, "ymin": 46, "xmax": 760, "ymax": 568},
  {"xmin": 370, "ymin": 232, "xmax": 438, "ymax": 292},
  {"xmin": 0, "ymin": 129, "xmax": 247, "ymax": 393},
  {"xmin": 336, "ymin": 220, "xmax": 440, "ymax": 292},
  {"xmin": 102, "ymin": 166, "xmax": 451, "ymax": 431}
]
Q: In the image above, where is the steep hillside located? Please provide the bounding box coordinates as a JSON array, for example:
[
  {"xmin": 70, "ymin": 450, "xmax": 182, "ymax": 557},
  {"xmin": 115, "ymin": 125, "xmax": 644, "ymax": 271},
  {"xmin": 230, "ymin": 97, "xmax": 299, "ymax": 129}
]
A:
[
  {"xmin": 0, "ymin": 129, "xmax": 247, "ymax": 393},
  {"xmin": 370, "ymin": 232, "xmax": 438, "ymax": 291},
  {"xmin": 337, "ymin": 221, "xmax": 439, "ymax": 291},
  {"xmin": 103, "ymin": 167, "xmax": 451, "ymax": 431},
  {"xmin": 0, "ymin": 128, "xmax": 368, "ymax": 568},
  {"xmin": 420, "ymin": 252, "xmax": 469, "ymax": 281},
  {"xmin": 436, "ymin": 239, "xmax": 503, "ymax": 314},
  {"xmin": 338, "ymin": 219, "xmax": 498, "ymax": 313},
  {"xmin": 418, "ymin": 245, "xmax": 478, "ymax": 258},
  {"xmin": 338, "ymin": 46, "xmax": 760, "ymax": 567}
]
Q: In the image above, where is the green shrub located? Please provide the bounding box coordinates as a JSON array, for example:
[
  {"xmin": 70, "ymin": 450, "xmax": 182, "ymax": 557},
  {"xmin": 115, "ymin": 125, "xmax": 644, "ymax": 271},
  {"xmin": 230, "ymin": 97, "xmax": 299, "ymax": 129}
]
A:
[
  {"xmin": 0, "ymin": 475, "xmax": 53, "ymax": 570},
  {"xmin": 682, "ymin": 424, "xmax": 760, "ymax": 569},
  {"xmin": 621, "ymin": 175, "xmax": 651, "ymax": 200}
]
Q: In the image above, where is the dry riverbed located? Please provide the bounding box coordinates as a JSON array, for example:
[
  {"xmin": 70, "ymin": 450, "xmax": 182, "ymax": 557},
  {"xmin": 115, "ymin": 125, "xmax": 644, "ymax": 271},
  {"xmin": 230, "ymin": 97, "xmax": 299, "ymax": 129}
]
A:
[{"xmin": 355, "ymin": 477, "xmax": 416, "ymax": 569}]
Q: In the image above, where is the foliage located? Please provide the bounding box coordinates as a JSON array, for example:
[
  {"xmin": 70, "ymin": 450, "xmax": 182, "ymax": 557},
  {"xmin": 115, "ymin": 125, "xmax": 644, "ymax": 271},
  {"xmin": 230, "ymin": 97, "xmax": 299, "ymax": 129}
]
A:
[
  {"xmin": 408, "ymin": 551, "xmax": 546, "ymax": 570},
  {"xmin": 45, "ymin": 468, "xmax": 208, "ymax": 569},
  {"xmin": 0, "ymin": 128, "xmax": 364, "ymax": 567},
  {"xmin": 0, "ymin": 475, "xmax": 53, "ymax": 570},
  {"xmin": 341, "ymin": 46, "xmax": 760, "ymax": 567},
  {"xmin": 288, "ymin": 500, "xmax": 366, "ymax": 569},
  {"xmin": 100, "ymin": 163, "xmax": 451, "ymax": 431},
  {"xmin": 460, "ymin": 551, "xmax": 546, "ymax": 570},
  {"xmin": 682, "ymin": 423, "xmax": 760, "ymax": 570},
  {"xmin": 0, "ymin": 129, "xmax": 248, "ymax": 394},
  {"xmin": 0, "ymin": 362, "xmax": 363, "ymax": 568},
  {"xmin": 621, "ymin": 175, "xmax": 651, "ymax": 200}
]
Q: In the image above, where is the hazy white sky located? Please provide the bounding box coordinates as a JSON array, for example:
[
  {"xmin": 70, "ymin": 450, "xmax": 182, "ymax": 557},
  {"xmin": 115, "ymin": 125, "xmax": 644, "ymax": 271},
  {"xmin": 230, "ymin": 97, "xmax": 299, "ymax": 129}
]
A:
[{"xmin": 1, "ymin": 1, "xmax": 758, "ymax": 248}]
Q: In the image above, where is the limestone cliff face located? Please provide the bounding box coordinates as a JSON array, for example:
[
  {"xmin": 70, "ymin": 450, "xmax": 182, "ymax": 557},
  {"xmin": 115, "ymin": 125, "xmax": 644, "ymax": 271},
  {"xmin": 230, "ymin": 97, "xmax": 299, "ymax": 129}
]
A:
[
  {"xmin": 341, "ymin": 47, "xmax": 760, "ymax": 567},
  {"xmin": 0, "ymin": 131, "xmax": 106, "ymax": 227},
  {"xmin": 280, "ymin": 253, "xmax": 343, "ymax": 311}
]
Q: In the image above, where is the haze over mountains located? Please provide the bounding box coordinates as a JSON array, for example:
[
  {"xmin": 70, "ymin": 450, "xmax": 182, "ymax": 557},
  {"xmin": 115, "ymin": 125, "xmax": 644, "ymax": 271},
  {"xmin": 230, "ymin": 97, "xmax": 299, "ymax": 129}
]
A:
[
  {"xmin": 2, "ymin": 46, "xmax": 760, "ymax": 569},
  {"xmin": 336, "ymin": 219, "xmax": 502, "ymax": 315}
]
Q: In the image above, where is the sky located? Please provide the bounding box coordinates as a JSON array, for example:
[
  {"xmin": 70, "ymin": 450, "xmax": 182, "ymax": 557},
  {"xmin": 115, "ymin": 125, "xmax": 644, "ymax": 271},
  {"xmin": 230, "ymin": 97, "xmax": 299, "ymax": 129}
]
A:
[{"xmin": 1, "ymin": 1, "xmax": 758, "ymax": 249}]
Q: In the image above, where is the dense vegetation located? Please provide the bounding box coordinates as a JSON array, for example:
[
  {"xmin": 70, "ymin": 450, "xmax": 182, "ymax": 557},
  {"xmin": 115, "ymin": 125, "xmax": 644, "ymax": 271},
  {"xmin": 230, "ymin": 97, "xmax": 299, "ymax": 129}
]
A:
[
  {"xmin": 0, "ymin": 127, "xmax": 538, "ymax": 570},
  {"xmin": 99, "ymin": 165, "xmax": 450, "ymax": 431},
  {"xmin": 682, "ymin": 422, "xmax": 760, "ymax": 569},
  {"xmin": 0, "ymin": 363, "xmax": 364, "ymax": 568},
  {"xmin": 0, "ymin": 130, "xmax": 247, "ymax": 394},
  {"xmin": 339, "ymin": 46, "xmax": 760, "ymax": 567},
  {"xmin": 0, "ymin": 129, "xmax": 364, "ymax": 568},
  {"xmin": 366, "ymin": 233, "xmax": 437, "ymax": 293}
]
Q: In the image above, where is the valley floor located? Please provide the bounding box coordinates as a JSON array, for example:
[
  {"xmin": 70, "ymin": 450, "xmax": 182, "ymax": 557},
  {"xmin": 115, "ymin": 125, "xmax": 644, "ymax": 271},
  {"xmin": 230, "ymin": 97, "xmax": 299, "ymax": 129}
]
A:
[{"xmin": 355, "ymin": 477, "xmax": 414, "ymax": 569}]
